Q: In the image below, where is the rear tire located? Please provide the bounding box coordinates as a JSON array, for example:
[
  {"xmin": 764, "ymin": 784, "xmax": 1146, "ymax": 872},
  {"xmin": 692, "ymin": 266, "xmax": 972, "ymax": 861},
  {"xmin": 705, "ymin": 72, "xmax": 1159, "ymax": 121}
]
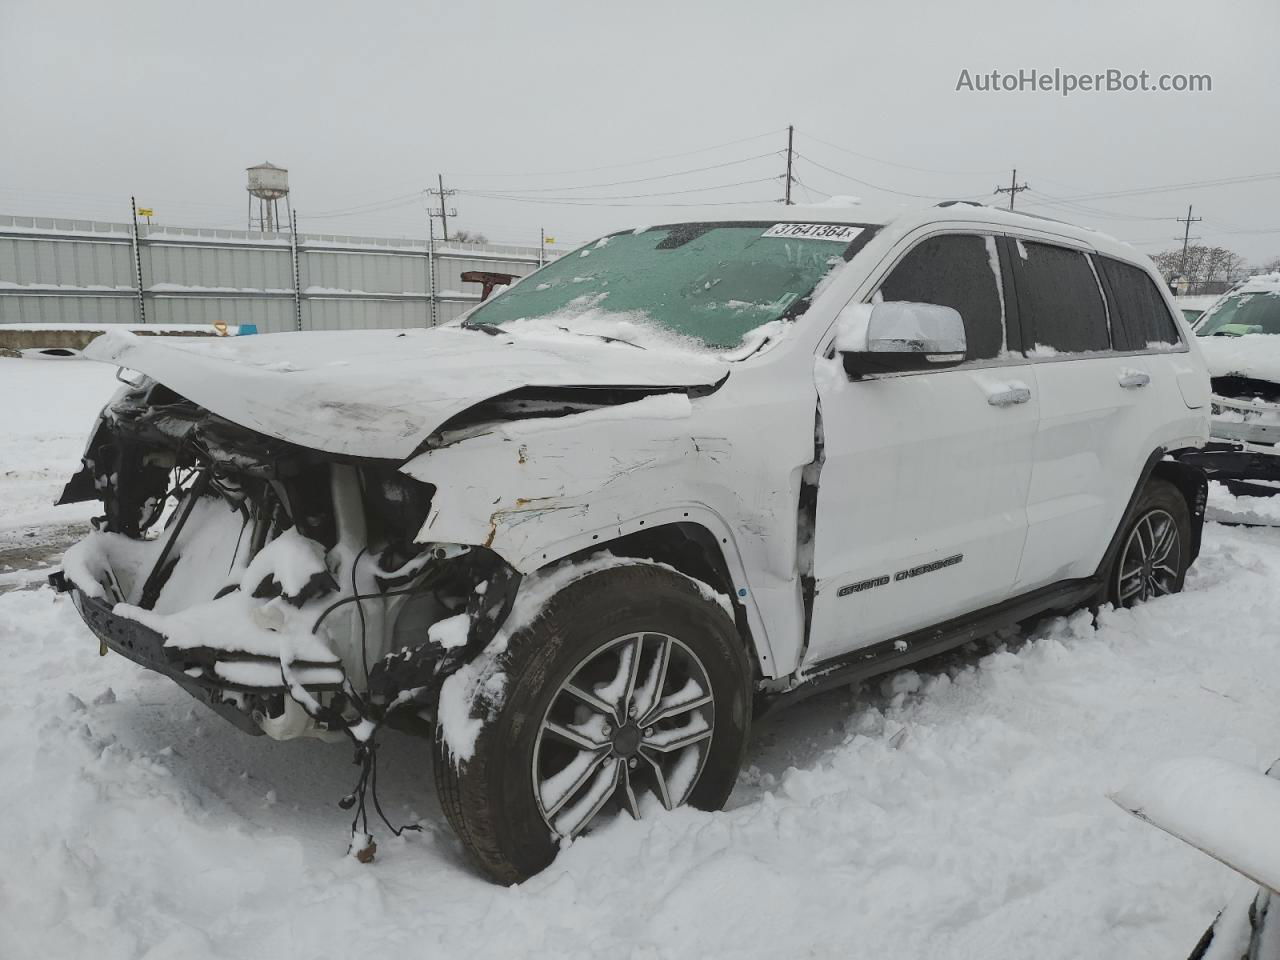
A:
[
  {"xmin": 433, "ymin": 562, "xmax": 752, "ymax": 884},
  {"xmin": 1106, "ymin": 477, "xmax": 1191, "ymax": 608}
]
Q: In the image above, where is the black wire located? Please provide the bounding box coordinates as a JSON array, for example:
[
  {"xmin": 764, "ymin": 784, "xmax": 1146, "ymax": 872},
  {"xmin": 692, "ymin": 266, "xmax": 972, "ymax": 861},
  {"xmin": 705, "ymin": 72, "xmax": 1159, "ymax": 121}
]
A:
[
  {"xmin": 309, "ymin": 572, "xmax": 443, "ymax": 635},
  {"xmin": 286, "ymin": 546, "xmax": 439, "ymax": 849},
  {"xmin": 225, "ymin": 514, "xmax": 250, "ymax": 578},
  {"xmin": 369, "ymin": 742, "xmax": 422, "ymax": 838},
  {"xmin": 351, "ymin": 546, "xmax": 372, "ymax": 688},
  {"xmin": 349, "ymin": 748, "xmax": 372, "ymax": 840}
]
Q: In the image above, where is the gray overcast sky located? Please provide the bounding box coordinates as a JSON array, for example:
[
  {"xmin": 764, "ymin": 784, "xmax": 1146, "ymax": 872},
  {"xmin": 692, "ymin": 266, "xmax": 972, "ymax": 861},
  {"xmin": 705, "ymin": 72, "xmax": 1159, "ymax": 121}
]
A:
[{"xmin": 3, "ymin": 0, "xmax": 1279, "ymax": 261}]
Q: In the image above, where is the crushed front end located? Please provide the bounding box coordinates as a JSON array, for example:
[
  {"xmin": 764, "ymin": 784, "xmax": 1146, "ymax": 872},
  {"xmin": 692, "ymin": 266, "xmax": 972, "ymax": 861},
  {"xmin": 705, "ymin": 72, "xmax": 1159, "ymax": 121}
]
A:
[
  {"xmin": 1178, "ymin": 374, "xmax": 1280, "ymax": 491},
  {"xmin": 52, "ymin": 375, "xmax": 518, "ymax": 741}
]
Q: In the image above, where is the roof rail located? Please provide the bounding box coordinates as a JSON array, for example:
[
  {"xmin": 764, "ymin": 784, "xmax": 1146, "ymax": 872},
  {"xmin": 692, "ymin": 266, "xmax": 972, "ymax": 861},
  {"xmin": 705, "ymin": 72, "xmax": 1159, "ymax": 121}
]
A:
[{"xmin": 936, "ymin": 200, "xmax": 1080, "ymax": 229}]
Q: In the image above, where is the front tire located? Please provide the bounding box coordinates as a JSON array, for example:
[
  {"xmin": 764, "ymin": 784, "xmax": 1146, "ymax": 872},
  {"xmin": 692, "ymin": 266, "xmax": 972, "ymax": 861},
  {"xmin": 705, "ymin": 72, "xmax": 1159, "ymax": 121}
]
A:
[
  {"xmin": 1106, "ymin": 477, "xmax": 1191, "ymax": 608},
  {"xmin": 433, "ymin": 562, "xmax": 753, "ymax": 884}
]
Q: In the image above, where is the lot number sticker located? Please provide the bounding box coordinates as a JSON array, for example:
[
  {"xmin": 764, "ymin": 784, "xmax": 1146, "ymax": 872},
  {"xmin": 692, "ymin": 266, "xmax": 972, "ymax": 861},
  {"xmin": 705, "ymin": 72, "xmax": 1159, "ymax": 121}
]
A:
[{"xmin": 763, "ymin": 223, "xmax": 864, "ymax": 242}]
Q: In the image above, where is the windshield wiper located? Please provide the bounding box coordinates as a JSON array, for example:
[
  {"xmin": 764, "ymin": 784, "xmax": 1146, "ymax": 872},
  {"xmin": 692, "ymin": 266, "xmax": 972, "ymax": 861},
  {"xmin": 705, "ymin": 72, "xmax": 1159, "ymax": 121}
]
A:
[
  {"xmin": 460, "ymin": 320, "xmax": 507, "ymax": 336},
  {"xmin": 555, "ymin": 325, "xmax": 646, "ymax": 350}
]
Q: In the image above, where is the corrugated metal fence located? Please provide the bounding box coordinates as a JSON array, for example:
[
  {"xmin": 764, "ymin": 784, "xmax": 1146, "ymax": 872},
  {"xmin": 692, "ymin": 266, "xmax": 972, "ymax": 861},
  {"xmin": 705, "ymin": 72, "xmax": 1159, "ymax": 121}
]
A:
[{"xmin": 0, "ymin": 214, "xmax": 555, "ymax": 332}]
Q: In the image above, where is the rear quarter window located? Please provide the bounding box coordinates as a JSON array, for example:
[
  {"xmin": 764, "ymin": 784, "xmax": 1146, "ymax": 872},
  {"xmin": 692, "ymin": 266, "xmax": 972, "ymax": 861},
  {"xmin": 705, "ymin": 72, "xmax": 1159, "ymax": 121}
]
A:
[
  {"xmin": 1011, "ymin": 240, "xmax": 1110, "ymax": 354},
  {"xmin": 1097, "ymin": 256, "xmax": 1182, "ymax": 350}
]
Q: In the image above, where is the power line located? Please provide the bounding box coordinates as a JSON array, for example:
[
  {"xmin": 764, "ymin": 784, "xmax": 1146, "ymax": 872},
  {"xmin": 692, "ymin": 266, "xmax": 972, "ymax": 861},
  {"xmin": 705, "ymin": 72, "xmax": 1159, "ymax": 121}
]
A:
[
  {"xmin": 791, "ymin": 176, "xmax": 831, "ymax": 201},
  {"xmin": 797, "ymin": 131, "xmax": 1006, "ymax": 177},
  {"xmin": 793, "ymin": 153, "xmax": 957, "ymax": 200},
  {"xmin": 306, "ymin": 192, "xmax": 425, "ymax": 219},
  {"xmin": 1206, "ymin": 225, "xmax": 1280, "ymax": 236},
  {"xmin": 1020, "ymin": 190, "xmax": 1174, "ymax": 223},
  {"xmin": 448, "ymin": 192, "xmax": 773, "ymax": 209},
  {"xmin": 454, "ymin": 151, "xmax": 780, "ymax": 194},
  {"xmin": 1052, "ymin": 171, "xmax": 1280, "ymax": 203},
  {"xmin": 452, "ymin": 128, "xmax": 785, "ymax": 178},
  {"xmin": 462, "ymin": 176, "xmax": 779, "ymax": 203}
]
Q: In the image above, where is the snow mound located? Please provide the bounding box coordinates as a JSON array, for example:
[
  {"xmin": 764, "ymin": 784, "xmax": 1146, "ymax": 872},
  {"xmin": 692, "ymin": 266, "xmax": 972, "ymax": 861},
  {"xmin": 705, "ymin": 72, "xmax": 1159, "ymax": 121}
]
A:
[{"xmin": 5, "ymin": 519, "xmax": 1280, "ymax": 956}]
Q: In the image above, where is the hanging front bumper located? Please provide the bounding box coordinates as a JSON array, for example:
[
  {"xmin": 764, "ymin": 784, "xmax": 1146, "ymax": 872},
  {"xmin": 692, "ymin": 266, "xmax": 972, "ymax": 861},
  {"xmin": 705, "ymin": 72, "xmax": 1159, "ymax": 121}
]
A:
[{"xmin": 51, "ymin": 570, "xmax": 345, "ymax": 736}]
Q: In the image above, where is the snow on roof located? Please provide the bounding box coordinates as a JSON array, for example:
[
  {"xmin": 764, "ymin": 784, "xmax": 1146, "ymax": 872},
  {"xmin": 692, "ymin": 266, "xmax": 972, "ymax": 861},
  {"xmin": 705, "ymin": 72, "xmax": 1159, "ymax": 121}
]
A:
[
  {"xmin": 628, "ymin": 200, "xmax": 1148, "ymax": 268},
  {"xmin": 1231, "ymin": 272, "xmax": 1280, "ymax": 295}
]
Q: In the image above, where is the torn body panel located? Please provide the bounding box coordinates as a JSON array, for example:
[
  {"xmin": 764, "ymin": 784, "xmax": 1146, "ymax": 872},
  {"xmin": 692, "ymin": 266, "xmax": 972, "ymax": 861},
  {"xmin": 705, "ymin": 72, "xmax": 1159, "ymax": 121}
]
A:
[{"xmin": 400, "ymin": 363, "xmax": 818, "ymax": 679}]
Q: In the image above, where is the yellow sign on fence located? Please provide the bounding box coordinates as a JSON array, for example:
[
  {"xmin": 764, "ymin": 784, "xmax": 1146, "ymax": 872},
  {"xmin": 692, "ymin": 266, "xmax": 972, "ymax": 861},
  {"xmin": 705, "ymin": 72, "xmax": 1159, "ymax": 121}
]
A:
[{"xmin": 137, "ymin": 207, "xmax": 154, "ymax": 218}]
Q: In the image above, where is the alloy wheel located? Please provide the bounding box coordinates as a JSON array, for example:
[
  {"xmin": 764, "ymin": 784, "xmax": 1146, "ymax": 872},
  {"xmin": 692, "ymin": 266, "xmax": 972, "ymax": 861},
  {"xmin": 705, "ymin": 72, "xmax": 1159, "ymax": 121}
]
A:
[
  {"xmin": 531, "ymin": 632, "xmax": 715, "ymax": 839},
  {"xmin": 1116, "ymin": 508, "xmax": 1182, "ymax": 606}
]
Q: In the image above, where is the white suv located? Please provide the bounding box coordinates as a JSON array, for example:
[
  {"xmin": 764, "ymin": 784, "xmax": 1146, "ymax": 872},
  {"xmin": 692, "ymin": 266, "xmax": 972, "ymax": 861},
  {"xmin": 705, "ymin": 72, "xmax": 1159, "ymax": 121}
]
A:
[{"xmin": 53, "ymin": 203, "xmax": 1211, "ymax": 882}]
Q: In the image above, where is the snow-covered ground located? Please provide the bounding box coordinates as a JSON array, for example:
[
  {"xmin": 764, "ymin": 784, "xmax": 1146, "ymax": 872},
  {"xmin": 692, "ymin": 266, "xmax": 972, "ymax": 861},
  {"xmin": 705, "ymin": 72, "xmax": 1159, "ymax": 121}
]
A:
[
  {"xmin": 0, "ymin": 357, "xmax": 119, "ymax": 590},
  {"xmin": 4, "ymin": 355, "xmax": 1280, "ymax": 959},
  {"xmin": 0, "ymin": 357, "xmax": 118, "ymax": 529}
]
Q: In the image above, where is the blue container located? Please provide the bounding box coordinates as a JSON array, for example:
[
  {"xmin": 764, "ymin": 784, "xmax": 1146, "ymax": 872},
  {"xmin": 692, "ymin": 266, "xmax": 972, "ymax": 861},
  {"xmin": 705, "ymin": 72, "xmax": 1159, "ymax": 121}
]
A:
[{"xmin": 237, "ymin": 324, "xmax": 259, "ymax": 336}]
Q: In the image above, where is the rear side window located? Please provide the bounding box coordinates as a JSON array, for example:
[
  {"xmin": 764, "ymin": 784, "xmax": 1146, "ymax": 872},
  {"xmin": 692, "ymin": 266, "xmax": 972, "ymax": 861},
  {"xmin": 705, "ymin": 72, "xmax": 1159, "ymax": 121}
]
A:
[
  {"xmin": 877, "ymin": 233, "xmax": 1004, "ymax": 361},
  {"xmin": 1097, "ymin": 256, "xmax": 1182, "ymax": 349},
  {"xmin": 1011, "ymin": 240, "xmax": 1110, "ymax": 354}
]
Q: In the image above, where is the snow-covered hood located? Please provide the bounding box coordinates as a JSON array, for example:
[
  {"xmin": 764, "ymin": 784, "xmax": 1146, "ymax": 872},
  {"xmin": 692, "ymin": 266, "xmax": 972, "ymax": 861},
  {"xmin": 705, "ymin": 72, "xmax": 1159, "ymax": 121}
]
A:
[
  {"xmin": 1197, "ymin": 334, "xmax": 1280, "ymax": 388},
  {"xmin": 84, "ymin": 327, "xmax": 729, "ymax": 459}
]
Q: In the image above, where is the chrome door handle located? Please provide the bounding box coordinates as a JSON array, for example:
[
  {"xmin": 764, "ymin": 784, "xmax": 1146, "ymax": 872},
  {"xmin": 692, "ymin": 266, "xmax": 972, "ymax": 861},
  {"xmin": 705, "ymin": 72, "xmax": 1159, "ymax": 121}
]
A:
[
  {"xmin": 987, "ymin": 385, "xmax": 1032, "ymax": 407},
  {"xmin": 1118, "ymin": 370, "xmax": 1151, "ymax": 389}
]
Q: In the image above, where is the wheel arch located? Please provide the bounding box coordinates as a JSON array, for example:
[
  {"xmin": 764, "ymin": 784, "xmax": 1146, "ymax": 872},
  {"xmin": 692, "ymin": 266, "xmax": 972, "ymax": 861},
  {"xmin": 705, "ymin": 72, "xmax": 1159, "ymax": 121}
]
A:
[
  {"xmin": 1094, "ymin": 447, "xmax": 1208, "ymax": 582},
  {"xmin": 1152, "ymin": 456, "xmax": 1209, "ymax": 564},
  {"xmin": 534, "ymin": 516, "xmax": 774, "ymax": 682}
]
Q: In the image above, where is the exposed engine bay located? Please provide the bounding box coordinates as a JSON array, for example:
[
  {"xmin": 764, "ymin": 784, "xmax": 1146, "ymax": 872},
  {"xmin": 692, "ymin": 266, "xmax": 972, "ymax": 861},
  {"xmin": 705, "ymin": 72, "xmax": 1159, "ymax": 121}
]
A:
[{"xmin": 53, "ymin": 374, "xmax": 520, "ymax": 742}]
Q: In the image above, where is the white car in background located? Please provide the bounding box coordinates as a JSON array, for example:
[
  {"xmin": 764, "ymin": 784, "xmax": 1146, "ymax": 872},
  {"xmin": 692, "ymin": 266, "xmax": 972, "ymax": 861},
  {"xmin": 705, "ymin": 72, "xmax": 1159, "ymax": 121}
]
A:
[
  {"xmin": 1115, "ymin": 756, "xmax": 1280, "ymax": 959},
  {"xmin": 52, "ymin": 202, "xmax": 1210, "ymax": 883},
  {"xmin": 1184, "ymin": 274, "xmax": 1280, "ymax": 493}
]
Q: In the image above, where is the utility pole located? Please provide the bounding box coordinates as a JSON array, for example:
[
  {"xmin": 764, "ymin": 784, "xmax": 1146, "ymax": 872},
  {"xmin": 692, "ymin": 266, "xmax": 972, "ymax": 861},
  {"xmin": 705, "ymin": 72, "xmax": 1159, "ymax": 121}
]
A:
[
  {"xmin": 289, "ymin": 210, "xmax": 302, "ymax": 332},
  {"xmin": 783, "ymin": 124, "xmax": 795, "ymax": 205},
  {"xmin": 129, "ymin": 196, "xmax": 146, "ymax": 324},
  {"xmin": 427, "ymin": 173, "xmax": 457, "ymax": 241},
  {"xmin": 993, "ymin": 168, "xmax": 1029, "ymax": 210},
  {"xmin": 425, "ymin": 207, "xmax": 438, "ymax": 327},
  {"xmin": 539, "ymin": 227, "xmax": 545, "ymax": 267},
  {"xmin": 1176, "ymin": 204, "xmax": 1202, "ymax": 282}
]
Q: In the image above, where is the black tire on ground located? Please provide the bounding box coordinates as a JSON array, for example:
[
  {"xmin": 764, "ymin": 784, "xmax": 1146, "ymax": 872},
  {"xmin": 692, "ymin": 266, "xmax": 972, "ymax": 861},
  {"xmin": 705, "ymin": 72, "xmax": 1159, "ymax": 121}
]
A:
[
  {"xmin": 1105, "ymin": 477, "xmax": 1192, "ymax": 608},
  {"xmin": 433, "ymin": 562, "xmax": 753, "ymax": 885}
]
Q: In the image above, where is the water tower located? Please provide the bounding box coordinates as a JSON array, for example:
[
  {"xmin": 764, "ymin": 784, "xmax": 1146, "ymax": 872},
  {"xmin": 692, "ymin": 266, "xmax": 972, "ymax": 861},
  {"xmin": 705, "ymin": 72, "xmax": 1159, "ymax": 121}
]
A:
[{"xmin": 246, "ymin": 162, "xmax": 290, "ymax": 232}]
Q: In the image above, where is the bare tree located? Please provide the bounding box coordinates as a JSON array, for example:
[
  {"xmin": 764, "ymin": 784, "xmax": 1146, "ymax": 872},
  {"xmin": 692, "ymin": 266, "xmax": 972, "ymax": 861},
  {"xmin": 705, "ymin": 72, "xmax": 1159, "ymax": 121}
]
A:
[
  {"xmin": 1152, "ymin": 243, "xmax": 1248, "ymax": 294},
  {"xmin": 452, "ymin": 229, "xmax": 488, "ymax": 245},
  {"xmin": 1151, "ymin": 248, "xmax": 1183, "ymax": 278}
]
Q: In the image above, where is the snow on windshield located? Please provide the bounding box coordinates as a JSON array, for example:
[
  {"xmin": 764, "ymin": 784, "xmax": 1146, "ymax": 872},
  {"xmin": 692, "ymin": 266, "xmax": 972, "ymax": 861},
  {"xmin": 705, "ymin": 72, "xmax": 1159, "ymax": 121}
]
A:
[
  {"xmin": 462, "ymin": 222, "xmax": 869, "ymax": 353},
  {"xmin": 497, "ymin": 292, "xmax": 707, "ymax": 353},
  {"xmin": 1197, "ymin": 283, "xmax": 1280, "ymax": 337}
]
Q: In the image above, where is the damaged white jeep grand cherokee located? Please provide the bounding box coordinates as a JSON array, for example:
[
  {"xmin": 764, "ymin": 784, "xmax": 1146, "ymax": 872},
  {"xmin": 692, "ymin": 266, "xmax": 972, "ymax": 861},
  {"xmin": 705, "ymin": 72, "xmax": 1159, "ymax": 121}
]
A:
[{"xmin": 53, "ymin": 204, "xmax": 1211, "ymax": 883}]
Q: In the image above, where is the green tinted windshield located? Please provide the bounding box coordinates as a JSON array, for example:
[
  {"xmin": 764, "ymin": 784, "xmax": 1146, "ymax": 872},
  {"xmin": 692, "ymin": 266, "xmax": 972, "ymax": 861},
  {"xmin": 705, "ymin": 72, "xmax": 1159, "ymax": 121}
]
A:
[
  {"xmin": 1197, "ymin": 290, "xmax": 1280, "ymax": 336},
  {"xmin": 465, "ymin": 221, "xmax": 869, "ymax": 348}
]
